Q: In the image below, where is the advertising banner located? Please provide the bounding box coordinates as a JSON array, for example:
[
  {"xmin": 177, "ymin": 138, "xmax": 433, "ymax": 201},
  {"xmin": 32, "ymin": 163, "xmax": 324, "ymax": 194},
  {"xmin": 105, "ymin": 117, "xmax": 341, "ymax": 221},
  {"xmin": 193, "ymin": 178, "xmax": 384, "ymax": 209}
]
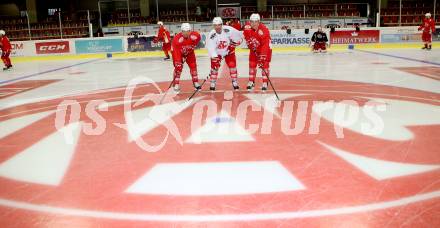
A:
[
  {"xmin": 273, "ymin": 20, "xmax": 297, "ymax": 30},
  {"xmin": 123, "ymin": 26, "xmax": 147, "ymax": 36},
  {"xmin": 127, "ymin": 36, "xmax": 185, "ymax": 52},
  {"xmin": 271, "ymin": 30, "xmax": 315, "ymax": 47},
  {"xmin": 345, "ymin": 18, "xmax": 369, "ymax": 26},
  {"xmin": 381, "ymin": 34, "xmax": 422, "ymax": 43},
  {"xmin": 35, "ymin": 41, "xmax": 70, "ymax": 54},
  {"xmin": 75, "ymin": 38, "xmax": 124, "ymax": 54},
  {"xmin": 321, "ymin": 19, "xmax": 344, "ymax": 28},
  {"xmin": 143, "ymin": 37, "xmax": 162, "ymax": 51},
  {"xmin": 127, "ymin": 37, "xmax": 149, "ymax": 52},
  {"xmin": 218, "ymin": 7, "xmax": 241, "ymax": 19},
  {"xmin": 297, "ymin": 19, "xmax": 321, "ymax": 28},
  {"xmin": 380, "ymin": 27, "xmax": 422, "ymax": 43},
  {"xmin": 102, "ymin": 27, "xmax": 124, "ymax": 36},
  {"xmin": 330, "ymin": 30, "xmax": 380, "ymax": 44},
  {"xmin": 10, "ymin": 41, "xmax": 35, "ymax": 57}
]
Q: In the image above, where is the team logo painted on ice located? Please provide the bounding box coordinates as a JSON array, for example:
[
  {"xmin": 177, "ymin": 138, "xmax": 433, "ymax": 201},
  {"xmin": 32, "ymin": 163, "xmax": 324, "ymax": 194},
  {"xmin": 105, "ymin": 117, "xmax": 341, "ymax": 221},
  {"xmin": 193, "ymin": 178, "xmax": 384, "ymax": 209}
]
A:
[{"xmin": 0, "ymin": 78, "xmax": 439, "ymax": 226}]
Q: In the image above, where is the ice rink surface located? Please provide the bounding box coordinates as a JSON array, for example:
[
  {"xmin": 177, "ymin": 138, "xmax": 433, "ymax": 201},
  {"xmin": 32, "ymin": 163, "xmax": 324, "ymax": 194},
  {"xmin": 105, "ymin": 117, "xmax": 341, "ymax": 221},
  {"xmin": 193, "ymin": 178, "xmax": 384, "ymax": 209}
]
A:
[{"xmin": 0, "ymin": 48, "xmax": 439, "ymax": 227}]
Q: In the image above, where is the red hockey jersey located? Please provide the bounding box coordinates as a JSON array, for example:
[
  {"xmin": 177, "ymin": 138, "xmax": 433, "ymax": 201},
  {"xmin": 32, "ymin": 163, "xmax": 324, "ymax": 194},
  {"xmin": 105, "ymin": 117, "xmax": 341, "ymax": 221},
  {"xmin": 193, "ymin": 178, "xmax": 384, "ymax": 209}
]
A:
[
  {"xmin": 157, "ymin": 26, "xmax": 171, "ymax": 44},
  {"xmin": 243, "ymin": 22, "xmax": 271, "ymax": 56},
  {"xmin": 1, "ymin": 36, "xmax": 12, "ymax": 51},
  {"xmin": 171, "ymin": 31, "xmax": 201, "ymax": 59},
  {"xmin": 419, "ymin": 18, "xmax": 436, "ymax": 33}
]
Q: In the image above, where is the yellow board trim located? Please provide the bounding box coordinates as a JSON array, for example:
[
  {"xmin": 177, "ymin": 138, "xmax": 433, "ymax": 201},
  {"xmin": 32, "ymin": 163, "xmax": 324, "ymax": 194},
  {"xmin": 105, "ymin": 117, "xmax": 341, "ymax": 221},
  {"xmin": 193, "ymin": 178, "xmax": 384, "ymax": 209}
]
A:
[{"xmin": 10, "ymin": 43, "xmax": 439, "ymax": 63}]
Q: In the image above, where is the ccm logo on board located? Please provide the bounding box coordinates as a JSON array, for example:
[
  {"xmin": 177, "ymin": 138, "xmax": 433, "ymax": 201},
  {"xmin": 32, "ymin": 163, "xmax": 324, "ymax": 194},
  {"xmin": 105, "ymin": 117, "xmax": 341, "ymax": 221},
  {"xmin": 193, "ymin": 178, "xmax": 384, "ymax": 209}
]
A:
[{"xmin": 36, "ymin": 41, "xmax": 70, "ymax": 54}]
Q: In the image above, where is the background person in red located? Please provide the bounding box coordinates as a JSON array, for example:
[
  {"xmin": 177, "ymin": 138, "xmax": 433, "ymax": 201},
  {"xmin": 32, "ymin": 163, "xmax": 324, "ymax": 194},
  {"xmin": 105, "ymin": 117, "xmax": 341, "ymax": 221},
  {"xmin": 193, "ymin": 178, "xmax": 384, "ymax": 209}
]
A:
[
  {"xmin": 171, "ymin": 23, "xmax": 201, "ymax": 93},
  {"xmin": 0, "ymin": 30, "xmax": 12, "ymax": 71},
  {"xmin": 243, "ymin": 13, "xmax": 272, "ymax": 91},
  {"xmin": 231, "ymin": 18, "xmax": 242, "ymax": 31},
  {"xmin": 418, "ymin": 13, "xmax": 436, "ymax": 50},
  {"xmin": 155, "ymin": 21, "xmax": 172, "ymax": 60}
]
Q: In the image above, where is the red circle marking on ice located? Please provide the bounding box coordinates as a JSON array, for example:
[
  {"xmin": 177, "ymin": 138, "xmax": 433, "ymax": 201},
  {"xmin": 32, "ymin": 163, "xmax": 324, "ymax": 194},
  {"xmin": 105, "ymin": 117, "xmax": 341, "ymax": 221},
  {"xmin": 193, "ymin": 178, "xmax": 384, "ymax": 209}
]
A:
[{"xmin": 0, "ymin": 78, "xmax": 438, "ymax": 224}]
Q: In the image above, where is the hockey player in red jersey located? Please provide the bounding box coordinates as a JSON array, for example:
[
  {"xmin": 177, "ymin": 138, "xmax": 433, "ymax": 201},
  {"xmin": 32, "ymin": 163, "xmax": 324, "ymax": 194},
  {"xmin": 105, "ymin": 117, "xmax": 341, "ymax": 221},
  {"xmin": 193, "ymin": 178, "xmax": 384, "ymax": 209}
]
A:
[
  {"xmin": 0, "ymin": 30, "xmax": 12, "ymax": 71},
  {"xmin": 311, "ymin": 26, "xmax": 329, "ymax": 53},
  {"xmin": 171, "ymin": 23, "xmax": 201, "ymax": 92},
  {"xmin": 243, "ymin": 13, "xmax": 272, "ymax": 91},
  {"xmin": 418, "ymin": 13, "xmax": 436, "ymax": 50},
  {"xmin": 156, "ymin": 21, "xmax": 172, "ymax": 60}
]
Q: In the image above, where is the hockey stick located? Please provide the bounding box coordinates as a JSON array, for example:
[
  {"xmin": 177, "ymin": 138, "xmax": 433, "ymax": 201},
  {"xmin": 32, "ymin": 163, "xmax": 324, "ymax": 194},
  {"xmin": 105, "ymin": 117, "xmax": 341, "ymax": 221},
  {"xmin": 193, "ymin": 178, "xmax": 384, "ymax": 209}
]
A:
[
  {"xmin": 267, "ymin": 77, "xmax": 280, "ymax": 101},
  {"xmin": 159, "ymin": 57, "xmax": 187, "ymax": 104},
  {"xmin": 187, "ymin": 75, "xmax": 209, "ymax": 101},
  {"xmin": 158, "ymin": 76, "xmax": 176, "ymax": 105},
  {"xmin": 262, "ymin": 69, "xmax": 280, "ymax": 101}
]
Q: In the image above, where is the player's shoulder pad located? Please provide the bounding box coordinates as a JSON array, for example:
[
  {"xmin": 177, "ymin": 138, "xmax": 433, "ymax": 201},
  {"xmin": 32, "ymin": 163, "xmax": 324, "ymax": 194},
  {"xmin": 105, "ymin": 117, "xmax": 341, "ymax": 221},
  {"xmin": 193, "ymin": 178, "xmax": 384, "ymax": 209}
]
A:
[
  {"xmin": 223, "ymin": 25, "xmax": 234, "ymax": 33},
  {"xmin": 178, "ymin": 36, "xmax": 184, "ymax": 43},
  {"xmin": 259, "ymin": 24, "xmax": 269, "ymax": 32},
  {"xmin": 210, "ymin": 32, "xmax": 217, "ymax": 39},
  {"xmin": 190, "ymin": 34, "xmax": 198, "ymax": 41}
]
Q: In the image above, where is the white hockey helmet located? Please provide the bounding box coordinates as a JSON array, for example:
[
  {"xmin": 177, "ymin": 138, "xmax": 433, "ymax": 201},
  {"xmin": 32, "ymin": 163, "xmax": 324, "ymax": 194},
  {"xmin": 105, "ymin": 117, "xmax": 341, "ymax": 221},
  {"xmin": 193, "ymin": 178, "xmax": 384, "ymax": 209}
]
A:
[
  {"xmin": 250, "ymin": 13, "xmax": 260, "ymax": 21},
  {"xmin": 181, "ymin": 23, "xmax": 191, "ymax": 31},
  {"xmin": 157, "ymin": 21, "xmax": 164, "ymax": 26},
  {"xmin": 212, "ymin": 17, "xmax": 223, "ymax": 25},
  {"xmin": 425, "ymin": 13, "xmax": 431, "ymax": 18},
  {"xmin": 0, "ymin": 30, "xmax": 5, "ymax": 36}
]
